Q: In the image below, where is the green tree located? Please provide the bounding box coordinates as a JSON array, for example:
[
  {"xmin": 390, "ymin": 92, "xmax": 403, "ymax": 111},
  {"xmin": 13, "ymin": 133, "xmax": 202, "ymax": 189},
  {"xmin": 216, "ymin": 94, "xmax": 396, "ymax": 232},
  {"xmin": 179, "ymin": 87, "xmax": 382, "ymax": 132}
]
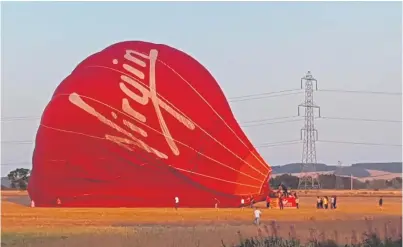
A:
[{"xmin": 7, "ymin": 168, "xmax": 30, "ymax": 190}]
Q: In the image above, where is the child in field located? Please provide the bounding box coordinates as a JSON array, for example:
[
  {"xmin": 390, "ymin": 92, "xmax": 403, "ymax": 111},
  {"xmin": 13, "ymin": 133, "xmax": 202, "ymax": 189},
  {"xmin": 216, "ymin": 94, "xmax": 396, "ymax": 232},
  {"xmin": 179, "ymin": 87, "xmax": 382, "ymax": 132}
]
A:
[
  {"xmin": 241, "ymin": 198, "xmax": 245, "ymax": 210},
  {"xmin": 253, "ymin": 207, "xmax": 262, "ymax": 225}
]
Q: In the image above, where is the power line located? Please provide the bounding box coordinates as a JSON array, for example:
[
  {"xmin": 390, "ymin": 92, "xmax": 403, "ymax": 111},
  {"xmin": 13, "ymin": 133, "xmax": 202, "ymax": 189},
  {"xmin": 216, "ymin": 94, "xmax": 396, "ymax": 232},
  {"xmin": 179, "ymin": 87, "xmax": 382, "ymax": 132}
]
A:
[
  {"xmin": 229, "ymin": 88, "xmax": 401, "ymax": 103},
  {"xmin": 241, "ymin": 115, "xmax": 402, "ymax": 127},
  {"xmin": 257, "ymin": 140, "xmax": 301, "ymax": 148},
  {"xmin": 317, "ymin": 140, "xmax": 402, "ymax": 147},
  {"xmin": 0, "ymin": 162, "xmax": 32, "ymax": 167},
  {"xmin": 229, "ymin": 91, "xmax": 303, "ymax": 103},
  {"xmin": 229, "ymin": 89, "xmax": 302, "ymax": 100},
  {"xmin": 2, "ymin": 88, "xmax": 401, "ymax": 122},
  {"xmin": 318, "ymin": 89, "xmax": 402, "ymax": 96},
  {"xmin": 1, "ymin": 140, "xmax": 34, "ymax": 144},
  {"xmin": 318, "ymin": 116, "xmax": 402, "ymax": 123},
  {"xmin": 1, "ymin": 116, "xmax": 41, "ymax": 122},
  {"xmin": 2, "ymin": 138, "xmax": 401, "ymax": 148},
  {"xmin": 2, "ymin": 114, "xmax": 400, "ymax": 128},
  {"xmin": 242, "ymin": 118, "xmax": 303, "ymax": 127},
  {"xmin": 241, "ymin": 116, "xmax": 298, "ymax": 124}
]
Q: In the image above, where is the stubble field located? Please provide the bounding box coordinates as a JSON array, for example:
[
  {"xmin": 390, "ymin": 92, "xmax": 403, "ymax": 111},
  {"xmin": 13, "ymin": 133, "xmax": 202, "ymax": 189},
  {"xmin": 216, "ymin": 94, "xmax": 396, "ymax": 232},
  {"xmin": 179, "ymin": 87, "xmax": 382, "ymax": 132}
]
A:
[{"xmin": 1, "ymin": 190, "xmax": 402, "ymax": 247}]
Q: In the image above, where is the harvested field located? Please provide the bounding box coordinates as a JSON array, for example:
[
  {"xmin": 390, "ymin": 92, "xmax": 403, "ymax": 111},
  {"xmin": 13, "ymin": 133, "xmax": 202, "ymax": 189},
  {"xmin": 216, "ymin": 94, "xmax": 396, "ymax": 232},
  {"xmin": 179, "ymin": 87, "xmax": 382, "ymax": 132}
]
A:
[{"xmin": 1, "ymin": 191, "xmax": 402, "ymax": 247}]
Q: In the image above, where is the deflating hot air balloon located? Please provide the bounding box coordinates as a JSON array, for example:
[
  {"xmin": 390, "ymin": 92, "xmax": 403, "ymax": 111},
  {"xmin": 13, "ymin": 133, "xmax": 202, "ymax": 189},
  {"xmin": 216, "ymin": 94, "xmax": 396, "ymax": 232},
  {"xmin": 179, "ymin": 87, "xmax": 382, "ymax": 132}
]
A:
[{"xmin": 28, "ymin": 41, "xmax": 272, "ymax": 207}]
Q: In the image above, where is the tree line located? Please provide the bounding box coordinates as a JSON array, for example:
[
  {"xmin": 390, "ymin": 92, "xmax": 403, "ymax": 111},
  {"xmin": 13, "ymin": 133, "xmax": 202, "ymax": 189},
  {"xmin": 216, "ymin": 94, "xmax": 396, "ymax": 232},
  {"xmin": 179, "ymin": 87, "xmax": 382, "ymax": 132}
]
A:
[
  {"xmin": 270, "ymin": 174, "xmax": 402, "ymax": 190},
  {"xmin": 4, "ymin": 168, "xmax": 402, "ymax": 191},
  {"xmin": 5, "ymin": 168, "xmax": 30, "ymax": 190}
]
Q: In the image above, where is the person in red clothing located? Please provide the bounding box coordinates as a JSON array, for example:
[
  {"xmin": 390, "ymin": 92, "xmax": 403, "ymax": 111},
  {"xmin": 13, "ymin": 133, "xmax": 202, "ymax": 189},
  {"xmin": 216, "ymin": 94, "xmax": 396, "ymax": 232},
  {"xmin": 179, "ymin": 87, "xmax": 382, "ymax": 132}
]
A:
[{"xmin": 266, "ymin": 195, "xmax": 271, "ymax": 208}]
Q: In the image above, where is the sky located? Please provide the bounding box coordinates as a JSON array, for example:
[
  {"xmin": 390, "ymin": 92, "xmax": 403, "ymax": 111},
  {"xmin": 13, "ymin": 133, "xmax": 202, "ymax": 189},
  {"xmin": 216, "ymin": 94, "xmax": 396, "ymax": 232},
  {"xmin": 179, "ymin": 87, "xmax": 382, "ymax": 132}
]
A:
[{"xmin": 1, "ymin": 1, "xmax": 402, "ymax": 176}]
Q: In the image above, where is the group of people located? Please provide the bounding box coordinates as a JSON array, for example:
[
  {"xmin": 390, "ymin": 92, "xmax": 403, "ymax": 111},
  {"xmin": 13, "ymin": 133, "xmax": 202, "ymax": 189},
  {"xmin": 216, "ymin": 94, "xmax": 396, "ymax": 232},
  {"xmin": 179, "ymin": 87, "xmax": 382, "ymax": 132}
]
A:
[{"xmin": 316, "ymin": 196, "xmax": 337, "ymax": 209}]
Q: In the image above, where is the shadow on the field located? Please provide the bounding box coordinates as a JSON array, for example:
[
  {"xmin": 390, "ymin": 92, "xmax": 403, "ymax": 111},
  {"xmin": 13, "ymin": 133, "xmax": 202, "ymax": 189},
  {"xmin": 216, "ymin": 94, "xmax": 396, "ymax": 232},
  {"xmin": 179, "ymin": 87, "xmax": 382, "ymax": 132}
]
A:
[{"xmin": 4, "ymin": 194, "xmax": 31, "ymax": 206}]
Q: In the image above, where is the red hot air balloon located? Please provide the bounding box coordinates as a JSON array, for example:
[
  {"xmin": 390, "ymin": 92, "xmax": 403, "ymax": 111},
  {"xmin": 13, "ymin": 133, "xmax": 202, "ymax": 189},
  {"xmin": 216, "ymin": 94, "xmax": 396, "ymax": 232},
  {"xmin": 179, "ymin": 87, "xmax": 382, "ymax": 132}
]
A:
[{"xmin": 28, "ymin": 41, "xmax": 272, "ymax": 207}]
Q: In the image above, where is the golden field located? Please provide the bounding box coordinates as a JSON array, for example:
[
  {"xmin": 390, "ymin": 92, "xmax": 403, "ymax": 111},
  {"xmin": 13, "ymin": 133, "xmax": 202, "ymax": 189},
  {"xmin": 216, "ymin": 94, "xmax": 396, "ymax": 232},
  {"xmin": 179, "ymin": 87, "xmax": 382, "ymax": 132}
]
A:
[{"xmin": 1, "ymin": 190, "xmax": 402, "ymax": 247}]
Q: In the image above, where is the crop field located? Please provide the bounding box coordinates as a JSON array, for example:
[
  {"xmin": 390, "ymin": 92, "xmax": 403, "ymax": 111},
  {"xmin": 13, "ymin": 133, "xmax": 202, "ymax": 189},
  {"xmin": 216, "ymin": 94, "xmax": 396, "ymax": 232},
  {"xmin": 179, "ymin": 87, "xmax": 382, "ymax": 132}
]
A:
[{"xmin": 1, "ymin": 190, "xmax": 402, "ymax": 247}]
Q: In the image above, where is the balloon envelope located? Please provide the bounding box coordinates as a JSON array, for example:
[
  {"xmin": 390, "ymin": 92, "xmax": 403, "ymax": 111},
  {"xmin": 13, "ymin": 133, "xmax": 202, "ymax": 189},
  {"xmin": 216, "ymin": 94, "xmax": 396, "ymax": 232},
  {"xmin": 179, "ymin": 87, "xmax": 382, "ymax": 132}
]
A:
[{"xmin": 28, "ymin": 41, "xmax": 271, "ymax": 207}]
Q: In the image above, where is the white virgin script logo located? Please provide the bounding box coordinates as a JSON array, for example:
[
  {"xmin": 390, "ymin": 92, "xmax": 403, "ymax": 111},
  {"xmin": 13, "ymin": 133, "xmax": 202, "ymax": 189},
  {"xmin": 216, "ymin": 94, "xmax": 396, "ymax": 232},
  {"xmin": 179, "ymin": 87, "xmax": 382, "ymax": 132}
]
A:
[{"xmin": 68, "ymin": 48, "xmax": 196, "ymax": 159}]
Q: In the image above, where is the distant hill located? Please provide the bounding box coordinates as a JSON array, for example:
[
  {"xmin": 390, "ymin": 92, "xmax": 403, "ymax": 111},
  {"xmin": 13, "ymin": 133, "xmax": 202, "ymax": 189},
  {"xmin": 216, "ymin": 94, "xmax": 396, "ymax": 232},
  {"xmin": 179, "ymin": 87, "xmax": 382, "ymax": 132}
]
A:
[
  {"xmin": 271, "ymin": 162, "xmax": 402, "ymax": 180},
  {"xmin": 351, "ymin": 162, "xmax": 402, "ymax": 173},
  {"xmin": 271, "ymin": 163, "xmax": 337, "ymax": 174}
]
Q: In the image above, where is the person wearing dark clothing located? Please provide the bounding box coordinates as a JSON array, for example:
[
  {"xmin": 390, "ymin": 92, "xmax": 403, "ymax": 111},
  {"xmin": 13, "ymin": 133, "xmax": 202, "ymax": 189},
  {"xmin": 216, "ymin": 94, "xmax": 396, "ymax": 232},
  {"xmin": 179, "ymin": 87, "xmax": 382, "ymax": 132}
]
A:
[
  {"xmin": 266, "ymin": 195, "xmax": 271, "ymax": 208},
  {"xmin": 334, "ymin": 196, "xmax": 337, "ymax": 209},
  {"xmin": 250, "ymin": 196, "xmax": 255, "ymax": 208},
  {"xmin": 379, "ymin": 197, "xmax": 383, "ymax": 209},
  {"xmin": 316, "ymin": 196, "xmax": 320, "ymax": 209}
]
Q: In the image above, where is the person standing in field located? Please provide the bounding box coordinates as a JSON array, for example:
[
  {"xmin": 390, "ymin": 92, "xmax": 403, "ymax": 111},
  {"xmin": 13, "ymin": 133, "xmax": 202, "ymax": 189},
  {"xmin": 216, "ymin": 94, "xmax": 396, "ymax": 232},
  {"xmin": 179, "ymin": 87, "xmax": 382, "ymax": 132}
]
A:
[
  {"xmin": 330, "ymin": 196, "xmax": 335, "ymax": 209},
  {"xmin": 174, "ymin": 196, "xmax": 179, "ymax": 210},
  {"xmin": 323, "ymin": 196, "xmax": 329, "ymax": 209},
  {"xmin": 253, "ymin": 207, "xmax": 262, "ymax": 226},
  {"xmin": 295, "ymin": 196, "xmax": 299, "ymax": 209},
  {"xmin": 250, "ymin": 195, "xmax": 255, "ymax": 208},
  {"xmin": 316, "ymin": 196, "xmax": 320, "ymax": 209},
  {"xmin": 279, "ymin": 195, "xmax": 284, "ymax": 210},
  {"xmin": 333, "ymin": 196, "xmax": 337, "ymax": 209},
  {"xmin": 241, "ymin": 198, "xmax": 245, "ymax": 210},
  {"xmin": 378, "ymin": 197, "xmax": 383, "ymax": 210},
  {"xmin": 266, "ymin": 195, "xmax": 271, "ymax": 208},
  {"xmin": 214, "ymin": 198, "xmax": 220, "ymax": 211}
]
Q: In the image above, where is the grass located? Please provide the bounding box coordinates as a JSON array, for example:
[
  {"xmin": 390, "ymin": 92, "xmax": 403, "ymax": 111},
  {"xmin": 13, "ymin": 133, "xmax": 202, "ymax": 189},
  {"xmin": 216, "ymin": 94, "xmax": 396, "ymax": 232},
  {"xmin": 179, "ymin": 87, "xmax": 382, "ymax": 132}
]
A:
[
  {"xmin": 2, "ymin": 219, "xmax": 402, "ymax": 247},
  {"xmin": 232, "ymin": 219, "xmax": 403, "ymax": 247},
  {"xmin": 1, "ymin": 192, "xmax": 402, "ymax": 247}
]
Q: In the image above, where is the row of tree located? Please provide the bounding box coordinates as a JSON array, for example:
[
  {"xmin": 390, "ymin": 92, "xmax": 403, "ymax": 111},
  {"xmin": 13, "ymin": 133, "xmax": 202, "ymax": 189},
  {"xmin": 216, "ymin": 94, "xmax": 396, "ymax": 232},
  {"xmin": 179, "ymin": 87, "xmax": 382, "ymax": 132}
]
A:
[
  {"xmin": 4, "ymin": 168, "xmax": 402, "ymax": 191},
  {"xmin": 6, "ymin": 168, "xmax": 30, "ymax": 190},
  {"xmin": 270, "ymin": 174, "xmax": 403, "ymax": 190}
]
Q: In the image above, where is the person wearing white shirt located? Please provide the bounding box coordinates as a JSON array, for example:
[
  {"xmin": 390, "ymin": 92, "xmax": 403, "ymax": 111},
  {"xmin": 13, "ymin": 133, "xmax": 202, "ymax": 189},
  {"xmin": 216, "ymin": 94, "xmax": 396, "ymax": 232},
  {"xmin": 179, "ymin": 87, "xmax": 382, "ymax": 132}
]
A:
[
  {"xmin": 214, "ymin": 198, "xmax": 220, "ymax": 211},
  {"xmin": 253, "ymin": 207, "xmax": 262, "ymax": 225},
  {"xmin": 241, "ymin": 198, "xmax": 245, "ymax": 210},
  {"xmin": 174, "ymin": 196, "xmax": 179, "ymax": 210},
  {"xmin": 330, "ymin": 196, "xmax": 335, "ymax": 209}
]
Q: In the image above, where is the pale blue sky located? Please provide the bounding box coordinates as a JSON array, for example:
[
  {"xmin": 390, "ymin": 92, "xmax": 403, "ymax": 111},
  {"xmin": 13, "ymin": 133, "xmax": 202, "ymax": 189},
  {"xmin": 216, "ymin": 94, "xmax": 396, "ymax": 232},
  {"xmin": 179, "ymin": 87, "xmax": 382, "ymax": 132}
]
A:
[{"xmin": 1, "ymin": 1, "xmax": 402, "ymax": 176}]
